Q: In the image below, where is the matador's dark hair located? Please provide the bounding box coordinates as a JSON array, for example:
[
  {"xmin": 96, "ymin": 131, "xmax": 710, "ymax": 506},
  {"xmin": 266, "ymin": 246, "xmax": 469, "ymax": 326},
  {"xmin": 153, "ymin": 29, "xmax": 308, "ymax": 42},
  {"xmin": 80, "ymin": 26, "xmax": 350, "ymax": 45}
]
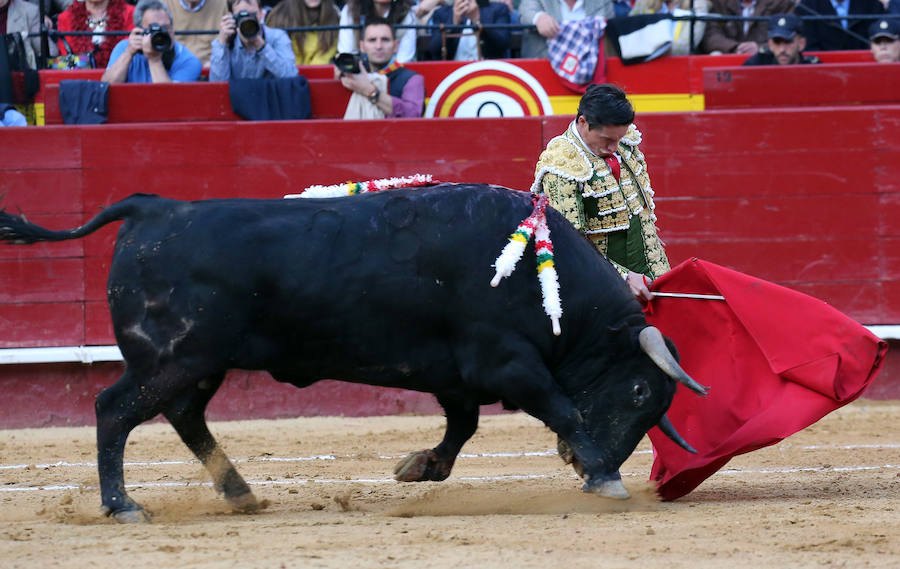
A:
[{"xmin": 577, "ymin": 84, "xmax": 635, "ymax": 129}]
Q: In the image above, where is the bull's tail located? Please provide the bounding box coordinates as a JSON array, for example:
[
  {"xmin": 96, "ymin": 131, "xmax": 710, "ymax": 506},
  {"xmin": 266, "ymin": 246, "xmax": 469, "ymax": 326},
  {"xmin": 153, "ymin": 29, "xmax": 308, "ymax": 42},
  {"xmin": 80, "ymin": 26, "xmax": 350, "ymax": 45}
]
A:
[{"xmin": 0, "ymin": 194, "xmax": 151, "ymax": 245}]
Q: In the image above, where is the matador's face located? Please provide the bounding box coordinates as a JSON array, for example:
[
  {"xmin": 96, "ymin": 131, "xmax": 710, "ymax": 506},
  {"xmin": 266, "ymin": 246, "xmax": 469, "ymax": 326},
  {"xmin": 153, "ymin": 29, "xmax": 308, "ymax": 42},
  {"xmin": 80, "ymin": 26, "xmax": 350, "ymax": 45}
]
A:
[{"xmin": 576, "ymin": 116, "xmax": 629, "ymax": 158}]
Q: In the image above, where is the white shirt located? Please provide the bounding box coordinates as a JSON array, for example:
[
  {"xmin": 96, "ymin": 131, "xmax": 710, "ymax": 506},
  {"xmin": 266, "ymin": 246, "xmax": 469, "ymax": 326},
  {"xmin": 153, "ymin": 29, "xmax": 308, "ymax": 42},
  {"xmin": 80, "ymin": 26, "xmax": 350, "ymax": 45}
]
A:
[
  {"xmin": 454, "ymin": 18, "xmax": 480, "ymax": 61},
  {"xmin": 740, "ymin": 0, "xmax": 756, "ymax": 36}
]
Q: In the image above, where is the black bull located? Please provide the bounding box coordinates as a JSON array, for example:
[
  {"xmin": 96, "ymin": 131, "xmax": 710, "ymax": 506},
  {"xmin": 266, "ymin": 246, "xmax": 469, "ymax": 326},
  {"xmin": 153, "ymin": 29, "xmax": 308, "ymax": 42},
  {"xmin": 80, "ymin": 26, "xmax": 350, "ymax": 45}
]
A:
[{"xmin": 0, "ymin": 183, "xmax": 707, "ymax": 523}]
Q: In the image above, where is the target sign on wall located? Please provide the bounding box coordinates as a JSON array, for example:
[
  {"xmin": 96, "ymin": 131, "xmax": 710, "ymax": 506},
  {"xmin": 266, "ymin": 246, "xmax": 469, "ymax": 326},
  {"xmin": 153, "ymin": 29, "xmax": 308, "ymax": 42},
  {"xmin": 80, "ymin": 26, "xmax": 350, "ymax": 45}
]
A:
[{"xmin": 424, "ymin": 61, "xmax": 554, "ymax": 118}]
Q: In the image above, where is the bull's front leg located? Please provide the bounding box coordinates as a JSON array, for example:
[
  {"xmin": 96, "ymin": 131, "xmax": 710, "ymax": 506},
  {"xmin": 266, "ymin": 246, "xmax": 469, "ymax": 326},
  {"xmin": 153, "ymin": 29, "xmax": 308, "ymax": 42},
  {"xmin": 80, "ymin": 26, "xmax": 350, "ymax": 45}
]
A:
[
  {"xmin": 491, "ymin": 369, "xmax": 630, "ymax": 499},
  {"xmin": 394, "ymin": 396, "xmax": 478, "ymax": 482}
]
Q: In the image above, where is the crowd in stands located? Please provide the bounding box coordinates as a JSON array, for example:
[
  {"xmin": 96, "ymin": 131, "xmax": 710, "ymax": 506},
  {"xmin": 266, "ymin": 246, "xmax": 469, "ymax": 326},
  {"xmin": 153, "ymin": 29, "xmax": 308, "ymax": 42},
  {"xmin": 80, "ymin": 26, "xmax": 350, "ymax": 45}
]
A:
[{"xmin": 1, "ymin": 0, "xmax": 899, "ymax": 124}]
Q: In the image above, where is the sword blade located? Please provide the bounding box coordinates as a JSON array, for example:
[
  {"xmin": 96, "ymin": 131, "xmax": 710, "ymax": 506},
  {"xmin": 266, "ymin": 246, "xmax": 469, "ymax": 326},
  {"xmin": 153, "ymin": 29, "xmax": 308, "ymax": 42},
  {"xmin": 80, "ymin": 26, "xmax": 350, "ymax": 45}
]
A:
[{"xmin": 653, "ymin": 292, "xmax": 726, "ymax": 300}]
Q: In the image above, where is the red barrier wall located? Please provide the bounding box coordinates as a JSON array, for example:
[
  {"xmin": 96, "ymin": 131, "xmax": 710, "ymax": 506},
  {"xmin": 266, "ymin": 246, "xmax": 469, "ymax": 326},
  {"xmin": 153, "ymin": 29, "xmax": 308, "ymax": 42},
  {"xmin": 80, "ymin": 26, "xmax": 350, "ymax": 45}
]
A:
[{"xmin": 1, "ymin": 107, "xmax": 897, "ymax": 427}]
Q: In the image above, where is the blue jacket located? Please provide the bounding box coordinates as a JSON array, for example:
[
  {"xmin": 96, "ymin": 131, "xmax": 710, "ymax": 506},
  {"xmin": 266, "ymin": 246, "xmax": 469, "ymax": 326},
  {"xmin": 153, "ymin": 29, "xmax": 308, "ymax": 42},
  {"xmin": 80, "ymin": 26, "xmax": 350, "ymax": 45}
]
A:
[{"xmin": 429, "ymin": 3, "xmax": 512, "ymax": 60}]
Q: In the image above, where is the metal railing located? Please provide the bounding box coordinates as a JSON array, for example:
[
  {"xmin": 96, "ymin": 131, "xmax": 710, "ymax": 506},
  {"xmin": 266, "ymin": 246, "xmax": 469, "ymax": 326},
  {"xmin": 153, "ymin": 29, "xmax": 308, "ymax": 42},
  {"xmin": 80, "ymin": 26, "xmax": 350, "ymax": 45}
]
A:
[{"xmin": 30, "ymin": 8, "xmax": 900, "ymax": 70}]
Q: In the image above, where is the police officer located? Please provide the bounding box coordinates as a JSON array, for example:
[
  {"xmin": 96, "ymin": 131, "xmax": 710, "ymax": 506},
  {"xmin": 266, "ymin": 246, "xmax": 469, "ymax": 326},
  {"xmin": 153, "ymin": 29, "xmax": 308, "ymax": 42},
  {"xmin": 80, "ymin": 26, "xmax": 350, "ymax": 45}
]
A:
[{"xmin": 742, "ymin": 14, "xmax": 821, "ymax": 66}]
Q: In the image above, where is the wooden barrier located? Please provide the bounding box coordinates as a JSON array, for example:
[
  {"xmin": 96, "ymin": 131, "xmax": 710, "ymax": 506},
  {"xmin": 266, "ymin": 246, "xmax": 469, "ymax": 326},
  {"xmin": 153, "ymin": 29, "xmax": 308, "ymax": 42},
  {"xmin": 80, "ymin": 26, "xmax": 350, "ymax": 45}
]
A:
[
  {"xmin": 703, "ymin": 62, "xmax": 900, "ymax": 109},
  {"xmin": 2, "ymin": 90, "xmax": 898, "ymax": 427},
  {"xmin": 43, "ymin": 79, "xmax": 350, "ymax": 124}
]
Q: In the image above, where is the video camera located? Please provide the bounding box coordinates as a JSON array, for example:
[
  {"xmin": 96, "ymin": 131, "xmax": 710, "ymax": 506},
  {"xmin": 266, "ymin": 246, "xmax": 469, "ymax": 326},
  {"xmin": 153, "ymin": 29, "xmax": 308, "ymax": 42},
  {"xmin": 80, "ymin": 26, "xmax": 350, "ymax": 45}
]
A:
[
  {"xmin": 234, "ymin": 11, "xmax": 261, "ymax": 39},
  {"xmin": 143, "ymin": 23, "xmax": 172, "ymax": 53}
]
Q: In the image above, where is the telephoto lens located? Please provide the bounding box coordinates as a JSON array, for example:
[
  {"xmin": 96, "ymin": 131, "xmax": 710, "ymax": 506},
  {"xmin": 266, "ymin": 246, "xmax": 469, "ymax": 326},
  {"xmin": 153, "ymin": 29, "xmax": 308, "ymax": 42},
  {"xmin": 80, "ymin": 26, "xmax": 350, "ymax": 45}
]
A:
[
  {"xmin": 234, "ymin": 11, "xmax": 260, "ymax": 39},
  {"xmin": 144, "ymin": 23, "xmax": 172, "ymax": 52}
]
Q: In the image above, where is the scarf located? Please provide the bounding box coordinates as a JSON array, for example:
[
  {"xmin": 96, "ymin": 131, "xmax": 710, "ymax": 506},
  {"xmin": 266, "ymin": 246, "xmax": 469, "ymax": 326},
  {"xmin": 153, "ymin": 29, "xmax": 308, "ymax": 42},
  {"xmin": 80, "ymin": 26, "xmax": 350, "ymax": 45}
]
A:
[
  {"xmin": 376, "ymin": 55, "xmax": 403, "ymax": 76},
  {"xmin": 65, "ymin": 0, "xmax": 129, "ymax": 67}
]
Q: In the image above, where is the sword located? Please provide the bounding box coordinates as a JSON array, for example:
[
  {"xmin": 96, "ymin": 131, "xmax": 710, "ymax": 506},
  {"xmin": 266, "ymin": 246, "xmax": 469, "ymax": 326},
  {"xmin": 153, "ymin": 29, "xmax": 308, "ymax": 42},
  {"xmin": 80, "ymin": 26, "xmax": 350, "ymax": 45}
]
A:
[{"xmin": 652, "ymin": 292, "xmax": 726, "ymax": 300}]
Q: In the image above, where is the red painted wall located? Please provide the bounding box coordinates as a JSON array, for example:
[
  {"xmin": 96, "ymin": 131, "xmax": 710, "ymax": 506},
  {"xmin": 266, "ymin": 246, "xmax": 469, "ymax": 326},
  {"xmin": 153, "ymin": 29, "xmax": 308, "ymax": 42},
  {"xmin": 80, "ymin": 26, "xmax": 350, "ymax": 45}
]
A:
[{"xmin": 1, "ymin": 106, "xmax": 897, "ymax": 427}]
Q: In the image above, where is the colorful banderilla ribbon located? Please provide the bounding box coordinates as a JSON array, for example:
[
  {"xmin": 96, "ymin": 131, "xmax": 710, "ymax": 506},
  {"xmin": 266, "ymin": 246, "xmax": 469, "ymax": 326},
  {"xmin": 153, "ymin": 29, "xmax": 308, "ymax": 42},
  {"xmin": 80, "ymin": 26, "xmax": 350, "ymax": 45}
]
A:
[{"xmin": 491, "ymin": 194, "xmax": 563, "ymax": 336}]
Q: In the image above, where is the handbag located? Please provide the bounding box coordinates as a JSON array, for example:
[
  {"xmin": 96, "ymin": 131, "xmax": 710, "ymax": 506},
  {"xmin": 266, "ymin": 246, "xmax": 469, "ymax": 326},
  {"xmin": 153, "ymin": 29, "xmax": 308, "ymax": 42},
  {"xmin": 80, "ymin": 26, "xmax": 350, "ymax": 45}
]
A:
[{"xmin": 48, "ymin": 36, "xmax": 96, "ymax": 70}]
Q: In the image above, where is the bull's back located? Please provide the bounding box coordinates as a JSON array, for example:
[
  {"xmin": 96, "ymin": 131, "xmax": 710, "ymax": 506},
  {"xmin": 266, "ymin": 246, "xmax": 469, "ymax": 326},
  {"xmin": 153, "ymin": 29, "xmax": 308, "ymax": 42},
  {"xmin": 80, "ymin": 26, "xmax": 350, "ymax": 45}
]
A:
[{"xmin": 105, "ymin": 186, "xmax": 634, "ymax": 382}]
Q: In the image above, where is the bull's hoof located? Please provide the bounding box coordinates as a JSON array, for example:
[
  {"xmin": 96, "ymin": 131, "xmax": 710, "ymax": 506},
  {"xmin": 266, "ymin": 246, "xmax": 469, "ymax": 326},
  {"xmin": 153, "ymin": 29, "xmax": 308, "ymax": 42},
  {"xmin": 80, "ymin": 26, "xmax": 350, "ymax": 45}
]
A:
[
  {"xmin": 557, "ymin": 437, "xmax": 585, "ymax": 479},
  {"xmin": 582, "ymin": 478, "xmax": 631, "ymax": 500},
  {"xmin": 393, "ymin": 450, "xmax": 452, "ymax": 482},
  {"xmin": 227, "ymin": 491, "xmax": 266, "ymax": 514},
  {"xmin": 105, "ymin": 507, "xmax": 151, "ymax": 524}
]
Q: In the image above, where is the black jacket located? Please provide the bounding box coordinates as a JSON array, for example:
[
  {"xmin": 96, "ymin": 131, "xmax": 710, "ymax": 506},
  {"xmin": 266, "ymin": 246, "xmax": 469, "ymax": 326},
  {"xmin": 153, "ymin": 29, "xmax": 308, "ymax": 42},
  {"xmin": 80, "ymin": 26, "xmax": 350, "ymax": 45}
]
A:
[
  {"xmin": 797, "ymin": 0, "xmax": 885, "ymax": 50},
  {"xmin": 742, "ymin": 51, "xmax": 822, "ymax": 65}
]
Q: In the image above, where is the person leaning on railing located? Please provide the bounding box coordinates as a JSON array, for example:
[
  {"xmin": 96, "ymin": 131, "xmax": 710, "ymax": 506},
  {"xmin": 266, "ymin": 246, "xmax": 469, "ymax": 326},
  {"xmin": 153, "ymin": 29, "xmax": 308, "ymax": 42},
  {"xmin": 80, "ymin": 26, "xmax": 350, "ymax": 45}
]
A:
[
  {"xmin": 209, "ymin": 0, "xmax": 298, "ymax": 80},
  {"xmin": 265, "ymin": 0, "xmax": 340, "ymax": 65},
  {"xmin": 56, "ymin": 0, "xmax": 135, "ymax": 67},
  {"xmin": 518, "ymin": 0, "xmax": 613, "ymax": 58},
  {"xmin": 700, "ymin": 0, "xmax": 796, "ymax": 55}
]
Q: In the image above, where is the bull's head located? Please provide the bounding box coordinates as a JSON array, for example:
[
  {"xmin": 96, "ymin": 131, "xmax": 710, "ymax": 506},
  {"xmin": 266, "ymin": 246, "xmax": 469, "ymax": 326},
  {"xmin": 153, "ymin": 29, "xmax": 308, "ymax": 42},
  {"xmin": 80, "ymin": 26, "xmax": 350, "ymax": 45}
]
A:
[{"xmin": 564, "ymin": 326, "xmax": 708, "ymax": 499}]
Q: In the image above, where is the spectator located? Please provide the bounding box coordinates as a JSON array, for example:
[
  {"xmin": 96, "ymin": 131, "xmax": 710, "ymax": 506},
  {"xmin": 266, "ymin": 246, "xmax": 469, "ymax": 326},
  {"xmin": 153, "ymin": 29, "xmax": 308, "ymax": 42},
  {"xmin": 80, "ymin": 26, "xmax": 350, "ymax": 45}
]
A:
[
  {"xmin": 701, "ymin": 0, "xmax": 795, "ymax": 55},
  {"xmin": 336, "ymin": 17, "xmax": 423, "ymax": 117},
  {"xmin": 429, "ymin": 0, "xmax": 511, "ymax": 60},
  {"xmin": 869, "ymin": 17, "xmax": 900, "ymax": 62},
  {"xmin": 102, "ymin": 0, "xmax": 202, "ymax": 83},
  {"xmin": 743, "ymin": 13, "xmax": 821, "ymax": 64},
  {"xmin": 796, "ymin": 0, "xmax": 884, "ymax": 51},
  {"xmin": 209, "ymin": 0, "xmax": 297, "ymax": 79},
  {"xmin": 612, "ymin": 0, "xmax": 632, "ymax": 18},
  {"xmin": 629, "ymin": 0, "xmax": 708, "ymax": 55},
  {"xmin": 1, "ymin": 103, "xmax": 27, "ymax": 125},
  {"xmin": 163, "ymin": 0, "xmax": 228, "ymax": 64},
  {"xmin": 265, "ymin": 0, "xmax": 340, "ymax": 65},
  {"xmin": 1, "ymin": 0, "xmax": 59, "ymax": 68},
  {"xmin": 56, "ymin": 0, "xmax": 135, "ymax": 68},
  {"xmin": 337, "ymin": 0, "xmax": 417, "ymax": 63},
  {"xmin": 518, "ymin": 0, "xmax": 613, "ymax": 58},
  {"xmin": 414, "ymin": 0, "xmax": 450, "ymax": 27}
]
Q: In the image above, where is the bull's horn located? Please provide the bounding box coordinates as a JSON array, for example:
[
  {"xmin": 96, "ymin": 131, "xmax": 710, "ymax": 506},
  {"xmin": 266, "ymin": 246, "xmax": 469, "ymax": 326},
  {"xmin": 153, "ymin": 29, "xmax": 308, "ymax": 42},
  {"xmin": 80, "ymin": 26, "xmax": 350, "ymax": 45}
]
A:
[
  {"xmin": 638, "ymin": 327, "xmax": 709, "ymax": 397},
  {"xmin": 658, "ymin": 413, "xmax": 698, "ymax": 454}
]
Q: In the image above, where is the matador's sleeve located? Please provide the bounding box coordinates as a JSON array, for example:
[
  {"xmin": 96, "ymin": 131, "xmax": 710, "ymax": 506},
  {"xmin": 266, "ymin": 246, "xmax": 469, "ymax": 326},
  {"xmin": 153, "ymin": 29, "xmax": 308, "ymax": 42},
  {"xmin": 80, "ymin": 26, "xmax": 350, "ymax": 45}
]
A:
[
  {"xmin": 531, "ymin": 136, "xmax": 593, "ymax": 234},
  {"xmin": 542, "ymin": 172, "xmax": 586, "ymax": 233}
]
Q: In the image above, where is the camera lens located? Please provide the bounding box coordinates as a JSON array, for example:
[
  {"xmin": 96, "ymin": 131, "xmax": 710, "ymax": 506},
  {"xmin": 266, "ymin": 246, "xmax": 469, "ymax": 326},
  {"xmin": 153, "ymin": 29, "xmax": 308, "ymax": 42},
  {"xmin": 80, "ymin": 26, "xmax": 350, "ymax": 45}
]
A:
[
  {"xmin": 235, "ymin": 11, "xmax": 260, "ymax": 39},
  {"xmin": 144, "ymin": 23, "xmax": 172, "ymax": 52}
]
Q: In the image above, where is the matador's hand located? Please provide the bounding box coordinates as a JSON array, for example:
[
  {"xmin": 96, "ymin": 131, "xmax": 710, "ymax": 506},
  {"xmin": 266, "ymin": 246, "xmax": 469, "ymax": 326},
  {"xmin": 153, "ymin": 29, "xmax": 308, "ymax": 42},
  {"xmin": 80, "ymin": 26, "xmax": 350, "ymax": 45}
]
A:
[{"xmin": 625, "ymin": 271, "xmax": 654, "ymax": 303}]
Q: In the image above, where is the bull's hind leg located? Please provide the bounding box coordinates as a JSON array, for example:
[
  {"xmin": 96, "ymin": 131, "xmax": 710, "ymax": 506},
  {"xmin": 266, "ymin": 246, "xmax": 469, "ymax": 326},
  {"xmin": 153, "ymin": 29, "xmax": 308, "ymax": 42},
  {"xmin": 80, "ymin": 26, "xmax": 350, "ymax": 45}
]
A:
[
  {"xmin": 162, "ymin": 373, "xmax": 262, "ymax": 514},
  {"xmin": 95, "ymin": 369, "xmax": 166, "ymax": 523},
  {"xmin": 394, "ymin": 395, "xmax": 478, "ymax": 482}
]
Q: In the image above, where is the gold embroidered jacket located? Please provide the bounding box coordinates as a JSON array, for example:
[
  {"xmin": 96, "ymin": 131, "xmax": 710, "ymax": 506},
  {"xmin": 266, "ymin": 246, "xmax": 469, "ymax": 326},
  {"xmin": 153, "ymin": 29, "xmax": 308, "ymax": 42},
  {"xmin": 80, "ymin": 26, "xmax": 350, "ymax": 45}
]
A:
[{"xmin": 531, "ymin": 122, "xmax": 670, "ymax": 279}]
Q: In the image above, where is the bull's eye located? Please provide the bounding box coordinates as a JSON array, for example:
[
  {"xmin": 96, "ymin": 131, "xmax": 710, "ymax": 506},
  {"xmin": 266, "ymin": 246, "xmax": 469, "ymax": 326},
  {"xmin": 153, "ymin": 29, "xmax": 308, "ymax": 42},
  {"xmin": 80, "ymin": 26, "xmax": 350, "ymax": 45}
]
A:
[{"xmin": 632, "ymin": 382, "xmax": 650, "ymax": 407}]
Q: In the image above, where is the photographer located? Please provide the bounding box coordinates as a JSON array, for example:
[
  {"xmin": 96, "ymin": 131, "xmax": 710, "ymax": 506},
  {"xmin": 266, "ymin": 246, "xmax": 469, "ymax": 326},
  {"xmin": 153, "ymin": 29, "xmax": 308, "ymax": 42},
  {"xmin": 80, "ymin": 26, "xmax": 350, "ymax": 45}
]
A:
[
  {"xmin": 209, "ymin": 0, "xmax": 298, "ymax": 81},
  {"xmin": 335, "ymin": 17, "xmax": 424, "ymax": 119},
  {"xmin": 102, "ymin": 0, "xmax": 202, "ymax": 84}
]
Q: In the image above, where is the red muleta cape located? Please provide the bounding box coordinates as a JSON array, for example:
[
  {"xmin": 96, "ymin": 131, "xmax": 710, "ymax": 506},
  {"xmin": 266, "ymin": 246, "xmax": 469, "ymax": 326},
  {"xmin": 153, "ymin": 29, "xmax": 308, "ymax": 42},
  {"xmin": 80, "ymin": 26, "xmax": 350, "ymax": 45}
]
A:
[{"xmin": 644, "ymin": 258, "xmax": 887, "ymax": 500}]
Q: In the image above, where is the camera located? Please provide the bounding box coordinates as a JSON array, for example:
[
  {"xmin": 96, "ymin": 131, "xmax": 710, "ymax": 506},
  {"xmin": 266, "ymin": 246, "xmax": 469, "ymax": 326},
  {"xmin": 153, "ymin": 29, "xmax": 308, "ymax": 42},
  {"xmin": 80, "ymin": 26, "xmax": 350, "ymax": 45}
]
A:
[
  {"xmin": 234, "ymin": 10, "xmax": 260, "ymax": 39},
  {"xmin": 333, "ymin": 52, "xmax": 368, "ymax": 75},
  {"xmin": 143, "ymin": 23, "xmax": 172, "ymax": 53}
]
